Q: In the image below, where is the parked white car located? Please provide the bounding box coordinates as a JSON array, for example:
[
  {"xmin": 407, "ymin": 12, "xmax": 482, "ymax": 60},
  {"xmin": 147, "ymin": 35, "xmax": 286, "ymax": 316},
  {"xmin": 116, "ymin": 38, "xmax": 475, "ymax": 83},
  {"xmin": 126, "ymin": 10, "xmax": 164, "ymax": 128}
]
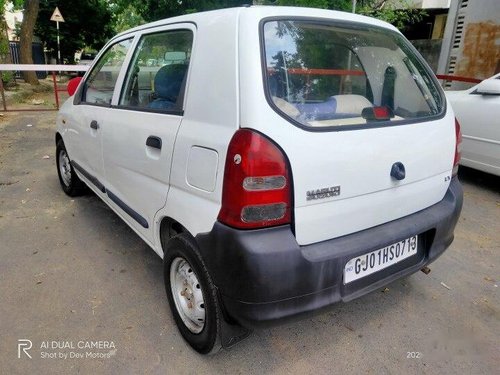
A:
[
  {"xmin": 55, "ymin": 6, "xmax": 463, "ymax": 354},
  {"xmin": 78, "ymin": 51, "xmax": 96, "ymax": 66},
  {"xmin": 446, "ymin": 73, "xmax": 500, "ymax": 176}
]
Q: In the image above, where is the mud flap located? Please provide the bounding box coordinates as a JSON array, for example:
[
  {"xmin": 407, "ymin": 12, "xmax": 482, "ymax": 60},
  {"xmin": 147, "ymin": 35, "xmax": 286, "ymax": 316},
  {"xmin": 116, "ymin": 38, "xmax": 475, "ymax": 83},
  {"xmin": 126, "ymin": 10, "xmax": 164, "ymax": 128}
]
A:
[{"xmin": 216, "ymin": 290, "xmax": 252, "ymax": 349}]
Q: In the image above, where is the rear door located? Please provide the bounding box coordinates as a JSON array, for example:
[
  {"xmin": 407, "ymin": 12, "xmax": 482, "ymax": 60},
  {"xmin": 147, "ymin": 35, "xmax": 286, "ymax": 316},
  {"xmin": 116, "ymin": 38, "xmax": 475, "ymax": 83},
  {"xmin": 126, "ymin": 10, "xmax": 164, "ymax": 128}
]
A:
[
  {"xmin": 244, "ymin": 19, "xmax": 455, "ymax": 245},
  {"xmin": 101, "ymin": 26, "xmax": 194, "ymax": 243}
]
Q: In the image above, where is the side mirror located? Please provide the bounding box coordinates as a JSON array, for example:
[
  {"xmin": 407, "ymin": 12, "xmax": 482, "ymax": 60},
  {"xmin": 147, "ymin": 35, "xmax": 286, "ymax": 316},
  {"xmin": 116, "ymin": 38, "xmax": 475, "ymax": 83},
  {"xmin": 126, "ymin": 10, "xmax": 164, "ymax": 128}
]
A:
[
  {"xmin": 67, "ymin": 76, "xmax": 83, "ymax": 96},
  {"xmin": 475, "ymin": 78, "xmax": 500, "ymax": 95}
]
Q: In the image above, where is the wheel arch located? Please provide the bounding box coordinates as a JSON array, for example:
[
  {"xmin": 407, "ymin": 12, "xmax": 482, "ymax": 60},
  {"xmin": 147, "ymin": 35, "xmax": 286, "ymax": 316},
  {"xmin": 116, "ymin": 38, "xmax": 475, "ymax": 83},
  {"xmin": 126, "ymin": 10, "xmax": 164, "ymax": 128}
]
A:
[
  {"xmin": 154, "ymin": 186, "xmax": 221, "ymax": 258},
  {"xmin": 55, "ymin": 132, "xmax": 63, "ymax": 145},
  {"xmin": 158, "ymin": 216, "xmax": 192, "ymax": 258}
]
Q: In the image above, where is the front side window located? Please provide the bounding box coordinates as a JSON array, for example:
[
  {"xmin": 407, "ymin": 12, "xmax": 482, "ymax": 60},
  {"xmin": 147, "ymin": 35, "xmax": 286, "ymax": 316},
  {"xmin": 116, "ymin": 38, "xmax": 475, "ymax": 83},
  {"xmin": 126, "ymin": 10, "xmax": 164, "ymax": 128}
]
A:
[
  {"xmin": 263, "ymin": 20, "xmax": 444, "ymax": 128},
  {"xmin": 119, "ymin": 30, "xmax": 193, "ymax": 112},
  {"xmin": 82, "ymin": 38, "xmax": 133, "ymax": 105}
]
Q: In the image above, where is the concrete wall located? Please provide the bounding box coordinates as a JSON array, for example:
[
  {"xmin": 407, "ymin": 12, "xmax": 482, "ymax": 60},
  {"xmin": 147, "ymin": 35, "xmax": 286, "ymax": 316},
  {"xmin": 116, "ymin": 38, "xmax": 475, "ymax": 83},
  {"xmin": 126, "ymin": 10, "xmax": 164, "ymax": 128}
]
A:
[
  {"xmin": 438, "ymin": 0, "xmax": 500, "ymax": 89},
  {"xmin": 455, "ymin": 0, "xmax": 500, "ymax": 79}
]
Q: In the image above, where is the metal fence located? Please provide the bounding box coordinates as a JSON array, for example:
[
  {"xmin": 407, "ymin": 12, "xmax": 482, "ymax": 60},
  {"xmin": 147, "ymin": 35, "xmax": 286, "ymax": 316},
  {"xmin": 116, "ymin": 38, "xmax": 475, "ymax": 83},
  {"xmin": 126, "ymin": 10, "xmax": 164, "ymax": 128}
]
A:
[
  {"xmin": 0, "ymin": 64, "xmax": 88, "ymax": 111},
  {"xmin": 8, "ymin": 42, "xmax": 47, "ymax": 79},
  {"xmin": 0, "ymin": 64, "xmax": 483, "ymax": 112}
]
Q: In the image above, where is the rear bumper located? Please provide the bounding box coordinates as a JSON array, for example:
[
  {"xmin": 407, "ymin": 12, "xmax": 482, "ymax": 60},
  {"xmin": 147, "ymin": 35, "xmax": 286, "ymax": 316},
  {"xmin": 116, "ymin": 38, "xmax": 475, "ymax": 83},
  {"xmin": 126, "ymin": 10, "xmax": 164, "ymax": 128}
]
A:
[{"xmin": 196, "ymin": 178, "xmax": 463, "ymax": 329}]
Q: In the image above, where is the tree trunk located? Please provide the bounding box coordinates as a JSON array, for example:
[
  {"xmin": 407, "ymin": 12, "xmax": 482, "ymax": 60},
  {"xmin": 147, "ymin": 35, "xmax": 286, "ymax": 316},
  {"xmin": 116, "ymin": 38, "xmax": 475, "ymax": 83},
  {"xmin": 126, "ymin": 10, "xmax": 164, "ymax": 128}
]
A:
[
  {"xmin": 19, "ymin": 0, "xmax": 39, "ymax": 85},
  {"xmin": 0, "ymin": 17, "xmax": 16, "ymax": 87},
  {"xmin": 1, "ymin": 18, "xmax": 12, "ymax": 63}
]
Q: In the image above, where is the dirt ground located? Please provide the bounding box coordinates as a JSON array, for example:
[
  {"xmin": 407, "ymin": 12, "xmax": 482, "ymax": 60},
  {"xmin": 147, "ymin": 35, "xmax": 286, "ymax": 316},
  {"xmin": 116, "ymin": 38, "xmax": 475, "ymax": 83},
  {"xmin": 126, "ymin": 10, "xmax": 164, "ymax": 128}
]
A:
[
  {"xmin": 0, "ymin": 111, "xmax": 498, "ymax": 375},
  {"xmin": 1, "ymin": 76, "xmax": 73, "ymax": 112}
]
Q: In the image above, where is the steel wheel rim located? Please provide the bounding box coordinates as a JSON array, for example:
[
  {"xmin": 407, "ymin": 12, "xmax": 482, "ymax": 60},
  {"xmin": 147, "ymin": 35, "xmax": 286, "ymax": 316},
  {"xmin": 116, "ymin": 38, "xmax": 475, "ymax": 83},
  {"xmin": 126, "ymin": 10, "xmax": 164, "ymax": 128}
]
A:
[
  {"xmin": 170, "ymin": 257, "xmax": 206, "ymax": 334},
  {"xmin": 59, "ymin": 149, "xmax": 72, "ymax": 187}
]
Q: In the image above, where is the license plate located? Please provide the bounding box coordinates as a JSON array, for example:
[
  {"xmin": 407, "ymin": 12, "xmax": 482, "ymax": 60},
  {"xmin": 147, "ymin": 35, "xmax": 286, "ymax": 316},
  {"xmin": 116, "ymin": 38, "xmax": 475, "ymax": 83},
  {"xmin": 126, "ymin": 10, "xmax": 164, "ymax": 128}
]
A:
[{"xmin": 344, "ymin": 235, "xmax": 418, "ymax": 284}]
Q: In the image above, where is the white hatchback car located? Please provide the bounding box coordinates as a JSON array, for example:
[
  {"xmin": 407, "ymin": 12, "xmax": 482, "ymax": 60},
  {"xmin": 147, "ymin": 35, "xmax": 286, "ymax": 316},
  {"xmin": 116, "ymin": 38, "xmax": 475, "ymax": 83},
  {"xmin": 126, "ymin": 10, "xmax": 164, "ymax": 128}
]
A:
[
  {"xmin": 447, "ymin": 73, "xmax": 500, "ymax": 176},
  {"xmin": 56, "ymin": 6, "xmax": 463, "ymax": 353}
]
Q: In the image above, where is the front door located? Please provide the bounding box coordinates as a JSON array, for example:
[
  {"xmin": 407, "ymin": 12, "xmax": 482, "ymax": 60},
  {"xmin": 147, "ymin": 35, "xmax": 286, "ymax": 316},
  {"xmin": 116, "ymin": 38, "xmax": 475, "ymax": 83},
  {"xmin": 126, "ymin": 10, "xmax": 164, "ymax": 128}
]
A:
[{"xmin": 69, "ymin": 37, "xmax": 134, "ymax": 192}]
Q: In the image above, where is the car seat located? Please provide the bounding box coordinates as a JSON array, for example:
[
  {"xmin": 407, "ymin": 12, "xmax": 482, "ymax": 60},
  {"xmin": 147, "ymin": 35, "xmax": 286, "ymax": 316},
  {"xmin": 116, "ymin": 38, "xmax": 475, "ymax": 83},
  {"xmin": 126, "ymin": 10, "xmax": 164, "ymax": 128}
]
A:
[{"xmin": 149, "ymin": 64, "xmax": 188, "ymax": 111}]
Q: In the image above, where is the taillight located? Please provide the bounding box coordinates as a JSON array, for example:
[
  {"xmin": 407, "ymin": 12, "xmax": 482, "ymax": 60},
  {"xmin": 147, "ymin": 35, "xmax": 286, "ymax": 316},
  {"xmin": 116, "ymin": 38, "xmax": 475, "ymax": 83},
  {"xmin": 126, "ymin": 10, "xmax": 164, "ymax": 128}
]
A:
[
  {"xmin": 453, "ymin": 118, "xmax": 462, "ymax": 176},
  {"xmin": 218, "ymin": 129, "xmax": 292, "ymax": 229}
]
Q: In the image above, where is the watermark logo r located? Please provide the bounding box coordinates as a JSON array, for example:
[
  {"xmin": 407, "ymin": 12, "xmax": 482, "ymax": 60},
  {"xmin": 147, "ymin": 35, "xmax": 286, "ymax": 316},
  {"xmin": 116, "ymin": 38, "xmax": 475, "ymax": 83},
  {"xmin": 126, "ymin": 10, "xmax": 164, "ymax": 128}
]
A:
[{"xmin": 18, "ymin": 339, "xmax": 32, "ymax": 359}]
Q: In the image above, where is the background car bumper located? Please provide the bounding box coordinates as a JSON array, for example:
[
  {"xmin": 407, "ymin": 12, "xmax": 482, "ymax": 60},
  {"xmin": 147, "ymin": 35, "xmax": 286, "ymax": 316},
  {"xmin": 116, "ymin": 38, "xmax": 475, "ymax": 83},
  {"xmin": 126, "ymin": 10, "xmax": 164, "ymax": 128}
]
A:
[{"xmin": 196, "ymin": 178, "xmax": 463, "ymax": 329}]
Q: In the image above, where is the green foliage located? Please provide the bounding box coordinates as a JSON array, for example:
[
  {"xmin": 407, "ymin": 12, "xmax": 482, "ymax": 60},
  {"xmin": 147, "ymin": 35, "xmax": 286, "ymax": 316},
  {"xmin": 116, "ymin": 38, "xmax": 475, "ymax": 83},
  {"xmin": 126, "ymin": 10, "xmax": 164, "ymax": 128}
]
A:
[
  {"xmin": 274, "ymin": 0, "xmax": 426, "ymax": 31},
  {"xmin": 1, "ymin": 1, "xmax": 24, "ymax": 57},
  {"xmin": 0, "ymin": 26, "xmax": 9, "ymax": 58},
  {"xmin": 26, "ymin": 0, "xmax": 425, "ymax": 66},
  {"xmin": 35, "ymin": 0, "xmax": 115, "ymax": 63},
  {"xmin": 276, "ymin": 0, "xmax": 329, "ymax": 9},
  {"xmin": 2, "ymin": 71, "xmax": 15, "ymax": 84},
  {"xmin": 275, "ymin": 0, "xmax": 351, "ymax": 11},
  {"xmin": 357, "ymin": 0, "xmax": 427, "ymax": 31},
  {"xmin": 0, "ymin": 1, "xmax": 24, "ymax": 85},
  {"xmin": 0, "ymin": 0, "xmax": 24, "ymax": 10},
  {"xmin": 107, "ymin": 0, "xmax": 353, "ymax": 28},
  {"xmin": 108, "ymin": 2, "xmax": 146, "ymax": 33},
  {"xmin": 110, "ymin": 0, "xmax": 250, "ymax": 23}
]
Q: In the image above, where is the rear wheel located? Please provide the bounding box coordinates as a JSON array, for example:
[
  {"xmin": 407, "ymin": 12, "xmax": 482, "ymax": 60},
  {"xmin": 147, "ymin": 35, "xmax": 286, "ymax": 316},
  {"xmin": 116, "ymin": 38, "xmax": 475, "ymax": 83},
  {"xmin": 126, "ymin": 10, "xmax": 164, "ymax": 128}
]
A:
[
  {"xmin": 163, "ymin": 233, "xmax": 221, "ymax": 354},
  {"xmin": 56, "ymin": 139, "xmax": 86, "ymax": 196}
]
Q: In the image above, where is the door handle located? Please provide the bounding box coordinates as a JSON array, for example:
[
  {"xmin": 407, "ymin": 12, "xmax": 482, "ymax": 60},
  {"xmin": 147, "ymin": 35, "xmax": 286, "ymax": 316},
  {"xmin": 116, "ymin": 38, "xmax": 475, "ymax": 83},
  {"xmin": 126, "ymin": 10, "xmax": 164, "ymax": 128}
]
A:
[
  {"xmin": 90, "ymin": 120, "xmax": 99, "ymax": 130},
  {"xmin": 146, "ymin": 136, "xmax": 162, "ymax": 150}
]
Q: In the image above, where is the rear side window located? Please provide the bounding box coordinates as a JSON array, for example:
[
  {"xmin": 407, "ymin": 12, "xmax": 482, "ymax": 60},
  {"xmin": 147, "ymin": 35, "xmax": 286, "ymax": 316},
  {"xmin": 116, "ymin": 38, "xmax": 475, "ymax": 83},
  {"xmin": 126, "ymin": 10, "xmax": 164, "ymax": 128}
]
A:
[
  {"xmin": 119, "ymin": 30, "xmax": 193, "ymax": 113},
  {"xmin": 262, "ymin": 20, "xmax": 444, "ymax": 129}
]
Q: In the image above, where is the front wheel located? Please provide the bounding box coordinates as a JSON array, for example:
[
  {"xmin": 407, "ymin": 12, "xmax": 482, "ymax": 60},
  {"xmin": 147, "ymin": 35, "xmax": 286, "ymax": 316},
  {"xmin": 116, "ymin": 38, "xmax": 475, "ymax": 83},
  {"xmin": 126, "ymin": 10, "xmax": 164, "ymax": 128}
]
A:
[
  {"xmin": 56, "ymin": 139, "xmax": 86, "ymax": 196},
  {"xmin": 163, "ymin": 234, "xmax": 221, "ymax": 354}
]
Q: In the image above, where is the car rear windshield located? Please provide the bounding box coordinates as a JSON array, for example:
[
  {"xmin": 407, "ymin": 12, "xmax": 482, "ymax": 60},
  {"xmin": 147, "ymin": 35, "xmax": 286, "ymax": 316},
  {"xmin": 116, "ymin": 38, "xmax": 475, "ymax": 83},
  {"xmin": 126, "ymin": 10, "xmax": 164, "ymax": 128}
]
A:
[{"xmin": 262, "ymin": 20, "xmax": 444, "ymax": 129}]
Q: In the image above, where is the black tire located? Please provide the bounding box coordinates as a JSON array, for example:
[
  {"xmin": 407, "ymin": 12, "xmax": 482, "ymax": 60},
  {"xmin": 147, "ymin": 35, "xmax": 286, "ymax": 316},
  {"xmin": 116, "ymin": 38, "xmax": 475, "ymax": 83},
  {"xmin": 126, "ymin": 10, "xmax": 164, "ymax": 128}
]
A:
[
  {"xmin": 56, "ymin": 139, "xmax": 86, "ymax": 197},
  {"xmin": 163, "ymin": 233, "xmax": 222, "ymax": 354}
]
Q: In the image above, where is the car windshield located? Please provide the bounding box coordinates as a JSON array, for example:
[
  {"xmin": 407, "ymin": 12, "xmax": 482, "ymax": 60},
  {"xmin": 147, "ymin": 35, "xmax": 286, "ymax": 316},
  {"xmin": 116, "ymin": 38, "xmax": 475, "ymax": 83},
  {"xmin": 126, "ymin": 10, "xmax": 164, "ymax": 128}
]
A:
[{"xmin": 262, "ymin": 20, "xmax": 444, "ymax": 128}]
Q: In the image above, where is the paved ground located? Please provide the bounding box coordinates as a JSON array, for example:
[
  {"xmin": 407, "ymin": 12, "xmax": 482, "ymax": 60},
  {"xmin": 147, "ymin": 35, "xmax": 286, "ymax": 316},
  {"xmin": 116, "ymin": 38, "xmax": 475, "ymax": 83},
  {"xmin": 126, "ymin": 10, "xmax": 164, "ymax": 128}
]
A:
[{"xmin": 0, "ymin": 112, "xmax": 498, "ymax": 375}]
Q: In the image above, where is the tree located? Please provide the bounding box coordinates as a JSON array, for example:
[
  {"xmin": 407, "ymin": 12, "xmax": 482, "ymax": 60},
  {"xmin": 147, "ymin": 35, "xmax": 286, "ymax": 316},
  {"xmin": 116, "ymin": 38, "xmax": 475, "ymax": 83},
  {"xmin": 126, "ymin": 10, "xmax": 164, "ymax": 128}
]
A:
[
  {"xmin": 111, "ymin": 3, "xmax": 145, "ymax": 33},
  {"xmin": 19, "ymin": 0, "xmax": 39, "ymax": 85},
  {"xmin": 35, "ymin": 0, "xmax": 114, "ymax": 63},
  {"xmin": 274, "ymin": 0, "xmax": 351, "ymax": 11},
  {"xmin": 0, "ymin": 1, "xmax": 24, "ymax": 85},
  {"xmin": 111, "ymin": 0, "xmax": 250, "ymax": 23},
  {"xmin": 357, "ymin": 0, "xmax": 426, "ymax": 32},
  {"xmin": 0, "ymin": 2, "xmax": 14, "ymax": 63},
  {"xmin": 265, "ymin": 0, "xmax": 425, "ymax": 32}
]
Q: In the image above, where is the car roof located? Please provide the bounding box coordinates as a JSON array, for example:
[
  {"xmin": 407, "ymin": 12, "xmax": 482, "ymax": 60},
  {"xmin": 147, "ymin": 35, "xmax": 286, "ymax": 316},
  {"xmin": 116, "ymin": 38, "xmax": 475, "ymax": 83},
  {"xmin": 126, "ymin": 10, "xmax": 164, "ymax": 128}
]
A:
[{"xmin": 114, "ymin": 5, "xmax": 399, "ymax": 40}]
